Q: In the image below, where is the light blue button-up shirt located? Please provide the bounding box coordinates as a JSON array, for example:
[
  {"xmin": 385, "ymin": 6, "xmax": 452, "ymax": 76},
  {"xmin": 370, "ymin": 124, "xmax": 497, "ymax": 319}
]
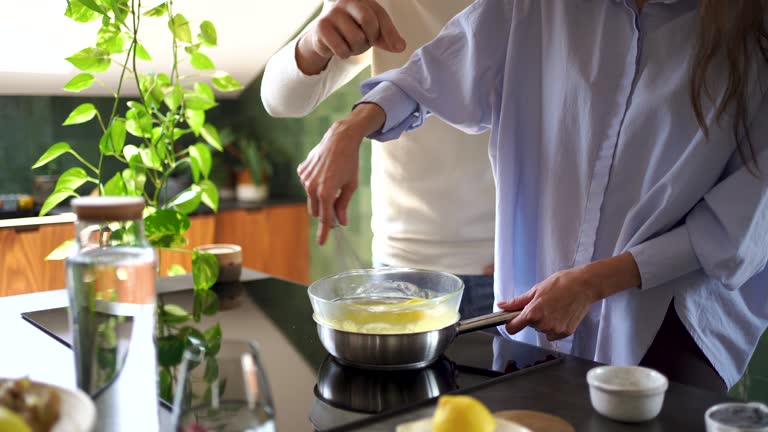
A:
[{"xmin": 358, "ymin": 0, "xmax": 768, "ymax": 388}]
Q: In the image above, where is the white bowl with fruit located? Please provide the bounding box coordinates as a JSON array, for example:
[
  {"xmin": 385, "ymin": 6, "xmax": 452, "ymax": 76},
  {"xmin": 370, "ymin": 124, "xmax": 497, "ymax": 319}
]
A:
[{"xmin": 0, "ymin": 378, "xmax": 95, "ymax": 432}]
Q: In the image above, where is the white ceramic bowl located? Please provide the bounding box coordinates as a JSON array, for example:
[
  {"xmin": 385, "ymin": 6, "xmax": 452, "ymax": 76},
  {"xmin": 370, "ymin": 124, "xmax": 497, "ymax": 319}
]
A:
[
  {"xmin": 586, "ymin": 365, "xmax": 668, "ymax": 422},
  {"xmin": 705, "ymin": 402, "xmax": 768, "ymax": 432}
]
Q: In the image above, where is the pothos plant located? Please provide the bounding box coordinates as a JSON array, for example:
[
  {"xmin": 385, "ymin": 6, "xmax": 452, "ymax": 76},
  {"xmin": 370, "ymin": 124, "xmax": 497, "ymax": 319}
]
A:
[{"xmin": 32, "ymin": 0, "xmax": 242, "ymax": 401}]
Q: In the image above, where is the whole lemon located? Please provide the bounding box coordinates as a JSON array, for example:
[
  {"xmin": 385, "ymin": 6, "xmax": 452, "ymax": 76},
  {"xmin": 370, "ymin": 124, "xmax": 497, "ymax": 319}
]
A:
[
  {"xmin": 0, "ymin": 406, "xmax": 33, "ymax": 432},
  {"xmin": 432, "ymin": 395, "xmax": 496, "ymax": 432}
]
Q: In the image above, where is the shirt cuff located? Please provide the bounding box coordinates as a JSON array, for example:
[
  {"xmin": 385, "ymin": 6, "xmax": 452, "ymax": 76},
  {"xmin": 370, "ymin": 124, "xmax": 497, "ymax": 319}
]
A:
[
  {"xmin": 355, "ymin": 82, "xmax": 421, "ymax": 141},
  {"xmin": 628, "ymin": 225, "xmax": 701, "ymax": 290}
]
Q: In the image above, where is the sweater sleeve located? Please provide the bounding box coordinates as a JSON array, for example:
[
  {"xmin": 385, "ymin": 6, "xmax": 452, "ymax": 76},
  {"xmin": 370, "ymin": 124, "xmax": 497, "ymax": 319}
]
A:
[{"xmin": 260, "ymin": 0, "xmax": 371, "ymax": 118}]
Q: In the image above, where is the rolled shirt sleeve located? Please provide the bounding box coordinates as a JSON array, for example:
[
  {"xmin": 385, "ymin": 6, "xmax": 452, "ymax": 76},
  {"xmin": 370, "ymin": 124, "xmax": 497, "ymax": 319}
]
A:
[{"xmin": 354, "ymin": 0, "xmax": 513, "ymax": 142}]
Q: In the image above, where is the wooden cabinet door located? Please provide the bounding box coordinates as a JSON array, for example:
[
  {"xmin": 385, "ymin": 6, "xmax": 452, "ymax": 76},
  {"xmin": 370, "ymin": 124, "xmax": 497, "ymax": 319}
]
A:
[
  {"xmin": 214, "ymin": 205, "xmax": 309, "ymax": 284},
  {"xmin": 0, "ymin": 222, "xmax": 73, "ymax": 296}
]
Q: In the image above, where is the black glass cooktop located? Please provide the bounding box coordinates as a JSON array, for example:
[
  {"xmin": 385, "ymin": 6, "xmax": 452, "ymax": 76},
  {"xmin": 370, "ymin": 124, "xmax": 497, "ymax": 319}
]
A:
[{"xmin": 22, "ymin": 276, "xmax": 562, "ymax": 431}]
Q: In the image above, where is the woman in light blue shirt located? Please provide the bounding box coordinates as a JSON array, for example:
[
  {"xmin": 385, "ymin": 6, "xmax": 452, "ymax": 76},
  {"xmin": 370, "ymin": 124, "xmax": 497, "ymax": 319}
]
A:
[{"xmin": 297, "ymin": 0, "xmax": 768, "ymax": 393}]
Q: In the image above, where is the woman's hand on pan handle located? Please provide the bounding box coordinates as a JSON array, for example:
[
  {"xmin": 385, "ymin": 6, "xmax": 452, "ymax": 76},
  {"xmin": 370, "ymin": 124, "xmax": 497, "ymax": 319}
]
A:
[
  {"xmin": 497, "ymin": 252, "xmax": 641, "ymax": 341},
  {"xmin": 298, "ymin": 103, "xmax": 386, "ymax": 245}
]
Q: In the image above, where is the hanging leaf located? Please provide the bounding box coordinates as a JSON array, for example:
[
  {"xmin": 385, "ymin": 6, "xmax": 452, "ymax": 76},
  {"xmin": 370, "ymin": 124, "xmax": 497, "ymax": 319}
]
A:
[
  {"xmin": 66, "ymin": 47, "xmax": 111, "ymax": 73},
  {"xmin": 55, "ymin": 167, "xmax": 90, "ymax": 192},
  {"xmin": 63, "ymin": 103, "xmax": 98, "ymax": 126},
  {"xmin": 110, "ymin": 117, "xmax": 127, "ymax": 154},
  {"xmin": 190, "ymin": 143, "xmax": 212, "ymax": 179},
  {"xmin": 199, "ymin": 179, "xmax": 218, "ymax": 212},
  {"xmin": 45, "ymin": 239, "xmax": 78, "ymax": 260},
  {"xmin": 121, "ymin": 168, "xmax": 146, "ymax": 196},
  {"xmin": 65, "ymin": 0, "xmax": 100, "ymax": 22},
  {"xmin": 211, "ymin": 72, "xmax": 242, "ymax": 92},
  {"xmin": 40, "ymin": 190, "xmax": 78, "ymax": 216},
  {"xmin": 192, "ymin": 251, "xmax": 219, "ymax": 291},
  {"xmin": 135, "ymin": 43, "xmax": 152, "ymax": 61},
  {"xmin": 163, "ymin": 84, "xmax": 183, "ymax": 111},
  {"xmin": 96, "ymin": 25, "xmax": 127, "ymax": 54},
  {"xmin": 189, "ymin": 52, "xmax": 215, "ymax": 70},
  {"xmin": 203, "ymin": 323, "xmax": 222, "ymax": 354},
  {"xmin": 168, "ymin": 13, "xmax": 192, "ymax": 43},
  {"xmin": 143, "ymin": 2, "xmax": 167, "ymax": 17},
  {"xmin": 122, "ymin": 144, "xmax": 140, "ymax": 162},
  {"xmin": 184, "ymin": 83, "xmax": 217, "ymax": 111},
  {"xmin": 157, "ymin": 335, "xmax": 185, "ymax": 367},
  {"xmin": 159, "ymin": 368, "xmax": 172, "ymax": 402},
  {"xmin": 32, "ymin": 142, "xmax": 72, "ymax": 169},
  {"xmin": 139, "ymin": 147, "xmax": 162, "ymax": 170},
  {"xmin": 169, "ymin": 185, "xmax": 202, "ymax": 214},
  {"xmin": 75, "ymin": 0, "xmax": 106, "ymax": 15},
  {"xmin": 185, "ymin": 109, "xmax": 205, "ymax": 135},
  {"xmin": 145, "ymin": 209, "xmax": 191, "ymax": 239},
  {"xmin": 161, "ymin": 303, "xmax": 190, "ymax": 324},
  {"xmin": 198, "ymin": 21, "xmax": 217, "ymax": 46},
  {"xmin": 111, "ymin": 0, "xmax": 130, "ymax": 24},
  {"xmin": 63, "ymin": 73, "xmax": 95, "ymax": 92},
  {"xmin": 104, "ymin": 172, "xmax": 127, "ymax": 196},
  {"xmin": 200, "ymin": 124, "xmax": 222, "ymax": 150}
]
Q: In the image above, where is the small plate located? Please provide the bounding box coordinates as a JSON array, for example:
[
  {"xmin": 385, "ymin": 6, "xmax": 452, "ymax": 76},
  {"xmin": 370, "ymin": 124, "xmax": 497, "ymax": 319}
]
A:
[
  {"xmin": 396, "ymin": 416, "xmax": 532, "ymax": 432},
  {"xmin": 1, "ymin": 379, "xmax": 96, "ymax": 432}
]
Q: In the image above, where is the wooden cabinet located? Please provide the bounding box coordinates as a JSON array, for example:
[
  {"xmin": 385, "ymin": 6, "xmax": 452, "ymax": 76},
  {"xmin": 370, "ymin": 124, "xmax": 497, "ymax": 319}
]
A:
[
  {"xmin": 214, "ymin": 204, "xmax": 309, "ymax": 284},
  {"xmin": 0, "ymin": 221, "xmax": 73, "ymax": 296},
  {"xmin": 0, "ymin": 204, "xmax": 309, "ymax": 296}
]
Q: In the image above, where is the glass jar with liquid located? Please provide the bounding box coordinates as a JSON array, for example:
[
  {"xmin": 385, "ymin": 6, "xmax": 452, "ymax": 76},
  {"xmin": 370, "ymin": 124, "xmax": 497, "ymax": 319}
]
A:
[{"xmin": 66, "ymin": 196, "xmax": 159, "ymax": 431}]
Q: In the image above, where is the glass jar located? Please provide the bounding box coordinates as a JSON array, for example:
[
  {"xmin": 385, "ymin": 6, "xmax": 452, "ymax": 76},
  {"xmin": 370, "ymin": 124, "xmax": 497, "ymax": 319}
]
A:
[{"xmin": 66, "ymin": 196, "xmax": 159, "ymax": 431}]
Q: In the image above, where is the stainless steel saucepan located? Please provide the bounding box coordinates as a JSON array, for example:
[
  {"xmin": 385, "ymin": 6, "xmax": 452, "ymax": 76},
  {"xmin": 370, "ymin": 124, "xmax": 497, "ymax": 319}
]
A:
[{"xmin": 308, "ymin": 268, "xmax": 520, "ymax": 370}]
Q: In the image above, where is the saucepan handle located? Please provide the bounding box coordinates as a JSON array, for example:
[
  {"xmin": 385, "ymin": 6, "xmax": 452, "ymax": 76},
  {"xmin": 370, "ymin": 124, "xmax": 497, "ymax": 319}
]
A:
[{"xmin": 456, "ymin": 310, "xmax": 521, "ymax": 335}]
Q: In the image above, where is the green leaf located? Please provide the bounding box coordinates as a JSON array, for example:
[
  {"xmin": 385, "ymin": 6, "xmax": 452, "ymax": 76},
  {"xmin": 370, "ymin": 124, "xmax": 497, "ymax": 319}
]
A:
[
  {"xmin": 163, "ymin": 83, "xmax": 182, "ymax": 111},
  {"xmin": 96, "ymin": 25, "xmax": 127, "ymax": 54},
  {"xmin": 203, "ymin": 322, "xmax": 222, "ymax": 354},
  {"xmin": 111, "ymin": 0, "xmax": 129, "ymax": 24},
  {"xmin": 168, "ymin": 13, "xmax": 192, "ymax": 43},
  {"xmin": 200, "ymin": 180, "xmax": 218, "ymax": 212},
  {"xmin": 135, "ymin": 43, "xmax": 152, "ymax": 61},
  {"xmin": 190, "ymin": 143, "xmax": 212, "ymax": 178},
  {"xmin": 40, "ymin": 189, "xmax": 77, "ymax": 216},
  {"xmin": 103, "ymin": 172, "xmax": 127, "ymax": 196},
  {"xmin": 184, "ymin": 43, "xmax": 200, "ymax": 55},
  {"xmin": 160, "ymin": 303, "xmax": 190, "ymax": 324},
  {"xmin": 204, "ymin": 357, "xmax": 219, "ymax": 383},
  {"xmin": 55, "ymin": 167, "xmax": 90, "ymax": 192},
  {"xmin": 192, "ymin": 251, "xmax": 219, "ymax": 291},
  {"xmin": 121, "ymin": 168, "xmax": 146, "ymax": 196},
  {"xmin": 157, "ymin": 335, "xmax": 185, "ymax": 367},
  {"xmin": 32, "ymin": 142, "xmax": 72, "ymax": 169},
  {"xmin": 63, "ymin": 73, "xmax": 95, "ymax": 92},
  {"xmin": 184, "ymin": 83, "xmax": 216, "ymax": 111},
  {"xmin": 66, "ymin": 47, "xmax": 111, "ymax": 73},
  {"xmin": 194, "ymin": 82, "xmax": 214, "ymax": 101},
  {"xmin": 75, "ymin": 0, "xmax": 106, "ymax": 15},
  {"xmin": 65, "ymin": 1, "xmax": 100, "ymax": 23},
  {"xmin": 199, "ymin": 21, "xmax": 217, "ymax": 46},
  {"xmin": 143, "ymin": 2, "xmax": 167, "ymax": 17},
  {"xmin": 211, "ymin": 71, "xmax": 243, "ymax": 92},
  {"xmin": 126, "ymin": 104, "xmax": 152, "ymax": 137},
  {"xmin": 189, "ymin": 52, "xmax": 215, "ymax": 70},
  {"xmin": 45, "ymin": 239, "xmax": 77, "ymax": 261},
  {"xmin": 63, "ymin": 103, "xmax": 98, "ymax": 126},
  {"xmin": 179, "ymin": 326, "xmax": 206, "ymax": 347},
  {"xmin": 139, "ymin": 147, "xmax": 162, "ymax": 170},
  {"xmin": 169, "ymin": 185, "xmax": 201, "ymax": 214},
  {"xmin": 200, "ymin": 124, "xmax": 222, "ymax": 151},
  {"xmin": 145, "ymin": 209, "xmax": 190, "ymax": 241},
  {"xmin": 185, "ymin": 109, "xmax": 205, "ymax": 136},
  {"xmin": 110, "ymin": 118, "xmax": 126, "ymax": 154},
  {"xmin": 167, "ymin": 264, "xmax": 187, "ymax": 276},
  {"xmin": 159, "ymin": 368, "xmax": 172, "ymax": 402},
  {"xmin": 122, "ymin": 144, "xmax": 140, "ymax": 162}
]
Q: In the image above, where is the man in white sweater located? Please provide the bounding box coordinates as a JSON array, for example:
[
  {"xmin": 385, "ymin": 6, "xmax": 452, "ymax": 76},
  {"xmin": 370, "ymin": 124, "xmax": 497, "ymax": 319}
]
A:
[{"xmin": 260, "ymin": 0, "xmax": 496, "ymax": 318}]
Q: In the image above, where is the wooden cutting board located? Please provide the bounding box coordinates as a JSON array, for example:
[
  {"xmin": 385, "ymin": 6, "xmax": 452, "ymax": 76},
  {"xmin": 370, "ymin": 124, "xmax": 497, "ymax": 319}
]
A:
[{"xmin": 494, "ymin": 410, "xmax": 574, "ymax": 432}]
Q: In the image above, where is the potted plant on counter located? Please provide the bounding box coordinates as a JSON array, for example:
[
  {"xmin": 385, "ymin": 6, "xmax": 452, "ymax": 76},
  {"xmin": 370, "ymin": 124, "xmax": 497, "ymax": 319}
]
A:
[
  {"xmin": 31, "ymin": 0, "xmax": 243, "ymax": 401},
  {"xmin": 220, "ymin": 127, "xmax": 273, "ymax": 203}
]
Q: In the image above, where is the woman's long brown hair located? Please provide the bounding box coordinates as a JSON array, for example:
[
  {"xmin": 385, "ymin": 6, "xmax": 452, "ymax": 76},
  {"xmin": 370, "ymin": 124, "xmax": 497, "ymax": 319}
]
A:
[{"xmin": 690, "ymin": 0, "xmax": 768, "ymax": 172}]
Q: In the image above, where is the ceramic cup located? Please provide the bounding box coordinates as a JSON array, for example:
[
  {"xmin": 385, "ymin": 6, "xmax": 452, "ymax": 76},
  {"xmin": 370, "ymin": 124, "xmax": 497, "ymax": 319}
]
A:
[
  {"xmin": 586, "ymin": 365, "xmax": 669, "ymax": 422},
  {"xmin": 705, "ymin": 402, "xmax": 768, "ymax": 432},
  {"xmin": 194, "ymin": 244, "xmax": 242, "ymax": 283}
]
